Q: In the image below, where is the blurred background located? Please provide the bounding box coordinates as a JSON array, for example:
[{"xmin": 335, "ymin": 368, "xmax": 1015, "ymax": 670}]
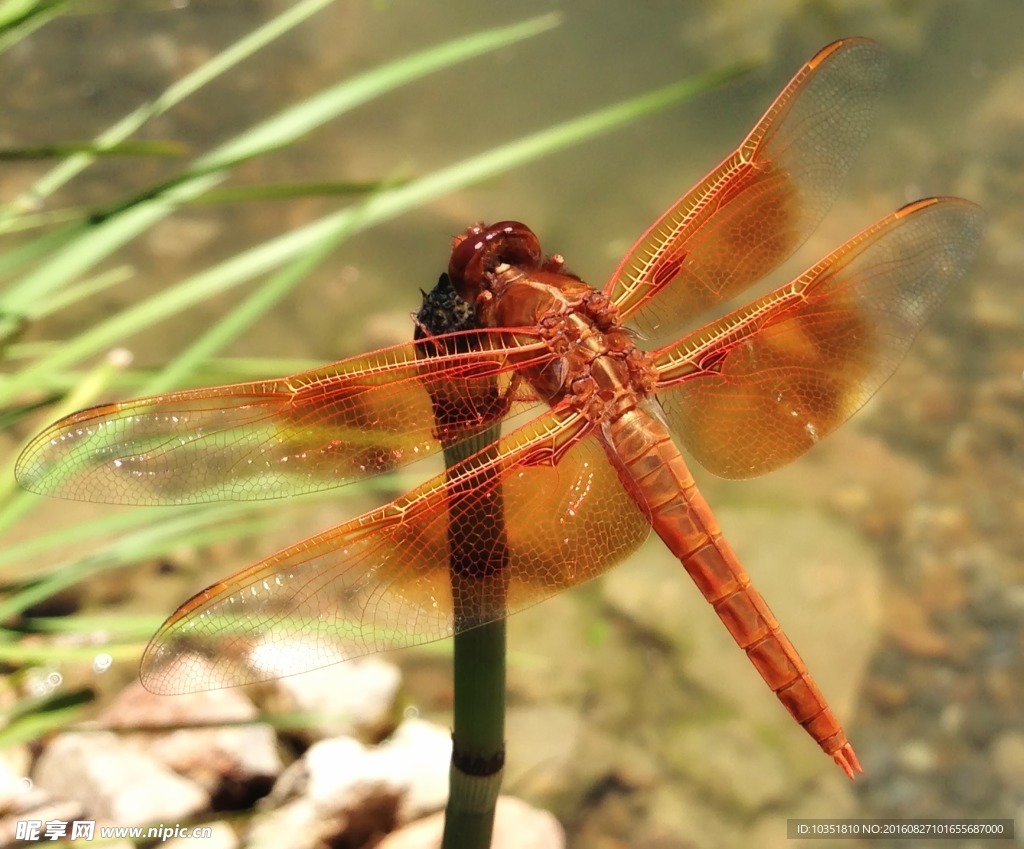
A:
[{"xmin": 0, "ymin": 1, "xmax": 1020, "ymax": 847}]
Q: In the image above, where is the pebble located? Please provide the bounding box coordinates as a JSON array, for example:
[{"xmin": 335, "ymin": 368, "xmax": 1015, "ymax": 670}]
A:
[
  {"xmin": 33, "ymin": 732, "xmax": 208, "ymax": 826},
  {"xmin": 377, "ymin": 796, "xmax": 564, "ymax": 849}
]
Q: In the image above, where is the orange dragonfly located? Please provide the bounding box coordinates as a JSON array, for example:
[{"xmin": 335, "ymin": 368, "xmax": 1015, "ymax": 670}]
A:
[{"xmin": 16, "ymin": 38, "xmax": 983, "ymax": 778}]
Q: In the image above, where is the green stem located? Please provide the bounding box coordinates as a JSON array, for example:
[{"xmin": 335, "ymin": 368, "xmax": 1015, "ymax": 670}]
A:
[
  {"xmin": 443, "ymin": 606, "xmax": 506, "ymax": 844},
  {"xmin": 450, "ymin": 616, "xmax": 506, "ymax": 769},
  {"xmin": 439, "ymin": 430, "xmax": 507, "ymax": 849},
  {"xmin": 414, "ymin": 275, "xmax": 507, "ymax": 848}
]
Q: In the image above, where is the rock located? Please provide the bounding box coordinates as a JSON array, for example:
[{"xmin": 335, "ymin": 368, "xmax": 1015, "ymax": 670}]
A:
[
  {"xmin": 377, "ymin": 795, "xmax": 564, "ymax": 849},
  {"xmin": 0, "ymin": 801, "xmax": 93, "ymax": 847},
  {"xmin": 33, "ymin": 732, "xmax": 208, "ymax": 826},
  {"xmin": 506, "ymin": 592, "xmax": 594, "ymax": 705},
  {"xmin": 749, "ymin": 777, "xmax": 860, "ymax": 849},
  {"xmin": 0, "ymin": 747, "xmax": 88, "ymax": 846},
  {"xmin": 300, "ymin": 719, "xmax": 450, "ymax": 820},
  {"xmin": 250, "ymin": 718, "xmax": 451, "ymax": 848},
  {"xmin": 992, "ymin": 731, "xmax": 1024, "ymax": 792},
  {"xmin": 661, "ymin": 718, "xmax": 793, "ymax": 814},
  {"xmin": 505, "ymin": 706, "xmax": 658, "ymax": 826},
  {"xmin": 896, "ymin": 739, "xmax": 938, "ymax": 775},
  {"xmin": 882, "ymin": 586, "xmax": 951, "ymax": 658},
  {"xmin": 268, "ymin": 653, "xmax": 402, "ymax": 741},
  {"xmin": 101, "ymin": 681, "xmax": 281, "ymax": 805},
  {"xmin": 245, "ymin": 799, "xmax": 320, "ymax": 849},
  {"xmin": 504, "ymin": 706, "xmax": 583, "ymax": 803},
  {"xmin": 603, "ymin": 505, "xmax": 880, "ymax": 776},
  {"xmin": 0, "ymin": 745, "xmax": 34, "ymax": 812},
  {"xmin": 302, "ymin": 737, "xmax": 403, "ymax": 814},
  {"xmin": 384, "ymin": 719, "xmax": 452, "ymax": 823},
  {"xmin": 646, "ymin": 780, "xmax": 737, "ymax": 849},
  {"xmin": 165, "ymin": 821, "xmax": 239, "ymax": 849}
]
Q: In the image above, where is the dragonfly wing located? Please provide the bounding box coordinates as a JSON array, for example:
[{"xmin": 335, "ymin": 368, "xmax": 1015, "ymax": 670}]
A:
[
  {"xmin": 140, "ymin": 407, "xmax": 651, "ymax": 693},
  {"xmin": 652, "ymin": 198, "xmax": 984, "ymax": 478},
  {"xmin": 16, "ymin": 329, "xmax": 549, "ymax": 505},
  {"xmin": 605, "ymin": 38, "xmax": 889, "ymax": 345}
]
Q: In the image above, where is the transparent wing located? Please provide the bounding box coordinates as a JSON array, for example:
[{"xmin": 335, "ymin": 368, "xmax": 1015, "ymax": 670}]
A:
[
  {"xmin": 16, "ymin": 329, "xmax": 550, "ymax": 505},
  {"xmin": 605, "ymin": 38, "xmax": 889, "ymax": 345},
  {"xmin": 140, "ymin": 408, "xmax": 652, "ymax": 693},
  {"xmin": 653, "ymin": 198, "xmax": 984, "ymax": 478}
]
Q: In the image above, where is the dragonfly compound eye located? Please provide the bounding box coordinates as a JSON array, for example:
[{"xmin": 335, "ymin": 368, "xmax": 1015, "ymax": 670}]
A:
[{"xmin": 448, "ymin": 220, "xmax": 541, "ymax": 301}]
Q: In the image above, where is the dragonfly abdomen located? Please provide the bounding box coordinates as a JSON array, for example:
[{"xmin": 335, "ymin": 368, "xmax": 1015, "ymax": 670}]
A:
[{"xmin": 603, "ymin": 406, "xmax": 862, "ymax": 778}]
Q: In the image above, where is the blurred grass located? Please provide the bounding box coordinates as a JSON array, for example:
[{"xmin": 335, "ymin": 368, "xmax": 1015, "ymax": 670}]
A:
[{"xmin": 0, "ymin": 1, "xmax": 749, "ymax": 747}]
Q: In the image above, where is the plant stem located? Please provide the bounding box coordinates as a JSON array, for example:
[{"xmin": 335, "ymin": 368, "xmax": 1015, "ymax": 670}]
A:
[
  {"xmin": 440, "ymin": 430, "xmax": 507, "ymax": 848},
  {"xmin": 415, "ymin": 275, "xmax": 507, "ymax": 848}
]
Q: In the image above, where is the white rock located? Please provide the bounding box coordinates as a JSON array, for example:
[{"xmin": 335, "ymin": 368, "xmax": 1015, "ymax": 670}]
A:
[
  {"xmin": 164, "ymin": 821, "xmax": 239, "ymax": 849},
  {"xmin": 380, "ymin": 718, "xmax": 452, "ymax": 823},
  {"xmin": 268, "ymin": 653, "xmax": 402, "ymax": 740},
  {"xmin": 252, "ymin": 718, "xmax": 453, "ymax": 848},
  {"xmin": 245, "ymin": 799, "xmax": 320, "ymax": 849},
  {"xmin": 295, "ymin": 719, "xmax": 452, "ymax": 818},
  {"xmin": 305, "ymin": 737, "xmax": 406, "ymax": 813},
  {"xmin": 33, "ymin": 732, "xmax": 207, "ymax": 826},
  {"xmin": 377, "ymin": 795, "xmax": 564, "ymax": 849},
  {"xmin": 102, "ymin": 681, "xmax": 282, "ymax": 797},
  {"xmin": 0, "ymin": 745, "xmax": 35, "ymax": 811}
]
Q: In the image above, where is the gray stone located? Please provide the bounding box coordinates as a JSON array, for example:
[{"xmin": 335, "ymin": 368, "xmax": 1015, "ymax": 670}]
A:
[{"xmin": 33, "ymin": 732, "xmax": 207, "ymax": 826}]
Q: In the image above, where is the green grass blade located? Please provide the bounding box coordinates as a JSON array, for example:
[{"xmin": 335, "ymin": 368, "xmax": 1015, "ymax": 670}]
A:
[
  {"xmin": 0, "ymin": 0, "xmax": 67, "ymax": 54},
  {"xmin": 0, "ymin": 349, "xmax": 130, "ymax": 523},
  {"xmin": 0, "ymin": 13, "xmax": 561, "ymax": 317},
  {"xmin": 0, "ymin": 57, "xmax": 744, "ymax": 408},
  {"xmin": 0, "ymin": 0, "xmax": 338, "ymax": 218},
  {"xmin": 193, "ymin": 179, "xmax": 410, "ymax": 205},
  {"xmin": 0, "ymin": 507, "xmax": 271, "ymax": 622},
  {"xmin": 141, "ymin": 193, "xmax": 375, "ymax": 395},
  {"xmin": 0, "ymin": 691, "xmax": 92, "ymax": 748},
  {"xmin": 0, "ymin": 139, "xmax": 186, "ymax": 160},
  {"xmin": 0, "ymin": 220, "xmax": 89, "ymax": 278}
]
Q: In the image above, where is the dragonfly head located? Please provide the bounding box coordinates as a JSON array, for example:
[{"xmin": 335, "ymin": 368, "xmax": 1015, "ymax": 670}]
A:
[{"xmin": 448, "ymin": 221, "xmax": 542, "ymax": 304}]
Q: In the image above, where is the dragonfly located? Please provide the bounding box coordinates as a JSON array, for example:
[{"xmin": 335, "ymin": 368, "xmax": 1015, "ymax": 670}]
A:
[{"xmin": 16, "ymin": 38, "xmax": 984, "ymax": 778}]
